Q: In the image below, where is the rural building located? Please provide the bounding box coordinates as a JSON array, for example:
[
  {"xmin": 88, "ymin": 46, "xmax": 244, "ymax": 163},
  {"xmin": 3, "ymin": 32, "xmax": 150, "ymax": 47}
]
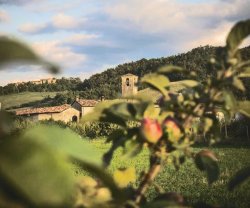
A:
[
  {"xmin": 71, "ymin": 98, "xmax": 100, "ymax": 117},
  {"xmin": 121, "ymin": 73, "xmax": 138, "ymax": 97},
  {"xmin": 15, "ymin": 104, "xmax": 80, "ymax": 122},
  {"xmin": 40, "ymin": 78, "xmax": 57, "ymax": 84},
  {"xmin": 14, "ymin": 73, "xmax": 139, "ymax": 123},
  {"xmin": 13, "ymin": 78, "xmax": 57, "ymax": 86}
]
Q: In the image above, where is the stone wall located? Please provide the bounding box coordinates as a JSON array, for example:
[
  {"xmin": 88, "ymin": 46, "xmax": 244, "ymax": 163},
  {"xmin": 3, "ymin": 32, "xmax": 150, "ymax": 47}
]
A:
[
  {"xmin": 82, "ymin": 106, "xmax": 94, "ymax": 116},
  {"xmin": 38, "ymin": 107, "xmax": 80, "ymax": 122}
]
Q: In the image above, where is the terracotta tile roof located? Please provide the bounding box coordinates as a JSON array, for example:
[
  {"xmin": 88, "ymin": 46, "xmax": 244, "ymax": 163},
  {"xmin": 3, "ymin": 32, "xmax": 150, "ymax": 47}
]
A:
[
  {"xmin": 15, "ymin": 104, "xmax": 71, "ymax": 116},
  {"xmin": 76, "ymin": 99, "xmax": 99, "ymax": 107}
]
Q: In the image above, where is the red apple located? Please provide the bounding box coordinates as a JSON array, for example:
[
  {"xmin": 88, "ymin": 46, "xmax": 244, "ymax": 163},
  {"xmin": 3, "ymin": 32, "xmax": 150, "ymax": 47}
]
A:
[
  {"xmin": 140, "ymin": 118, "xmax": 163, "ymax": 144},
  {"xmin": 163, "ymin": 118, "xmax": 182, "ymax": 142}
]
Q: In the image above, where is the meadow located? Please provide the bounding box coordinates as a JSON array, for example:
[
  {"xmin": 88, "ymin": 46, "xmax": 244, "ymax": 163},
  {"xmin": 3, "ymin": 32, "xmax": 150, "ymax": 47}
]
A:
[
  {"xmin": 74, "ymin": 139, "xmax": 250, "ymax": 208},
  {"xmin": 0, "ymin": 91, "xmax": 58, "ymax": 109}
]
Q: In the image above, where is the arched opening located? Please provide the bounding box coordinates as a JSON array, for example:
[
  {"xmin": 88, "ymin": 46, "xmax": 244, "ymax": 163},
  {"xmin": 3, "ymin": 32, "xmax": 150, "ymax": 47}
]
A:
[
  {"xmin": 72, "ymin": 115, "xmax": 78, "ymax": 122},
  {"xmin": 126, "ymin": 78, "xmax": 130, "ymax": 86}
]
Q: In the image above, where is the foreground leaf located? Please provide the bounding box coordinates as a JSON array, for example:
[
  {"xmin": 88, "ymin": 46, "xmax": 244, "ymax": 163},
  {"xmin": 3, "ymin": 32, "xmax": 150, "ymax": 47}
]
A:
[
  {"xmin": 228, "ymin": 166, "xmax": 250, "ymax": 191},
  {"xmin": 141, "ymin": 73, "xmax": 170, "ymax": 96},
  {"xmin": 195, "ymin": 150, "xmax": 220, "ymax": 184},
  {"xmin": 0, "ymin": 36, "xmax": 59, "ymax": 73},
  {"xmin": 0, "ymin": 138, "xmax": 74, "ymax": 207},
  {"xmin": 158, "ymin": 65, "xmax": 184, "ymax": 74},
  {"xmin": 226, "ymin": 19, "xmax": 250, "ymax": 57},
  {"xmin": 113, "ymin": 167, "xmax": 136, "ymax": 188},
  {"xmin": 76, "ymin": 161, "xmax": 127, "ymax": 204},
  {"xmin": 22, "ymin": 125, "xmax": 102, "ymax": 166}
]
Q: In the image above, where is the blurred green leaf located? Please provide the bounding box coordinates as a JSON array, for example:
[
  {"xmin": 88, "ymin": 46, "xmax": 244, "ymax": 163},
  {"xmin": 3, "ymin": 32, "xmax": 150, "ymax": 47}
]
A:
[
  {"xmin": 113, "ymin": 167, "xmax": 136, "ymax": 188},
  {"xmin": 238, "ymin": 66, "xmax": 250, "ymax": 78},
  {"xmin": 82, "ymin": 100, "xmax": 128, "ymax": 126},
  {"xmin": 141, "ymin": 73, "xmax": 170, "ymax": 96},
  {"xmin": 226, "ymin": 19, "xmax": 250, "ymax": 57},
  {"xmin": 0, "ymin": 111, "xmax": 13, "ymax": 139},
  {"xmin": 223, "ymin": 90, "xmax": 237, "ymax": 111},
  {"xmin": 143, "ymin": 103, "xmax": 160, "ymax": 119},
  {"xmin": 228, "ymin": 166, "xmax": 250, "ymax": 191},
  {"xmin": 204, "ymin": 118, "xmax": 213, "ymax": 133},
  {"xmin": 123, "ymin": 139, "xmax": 142, "ymax": 159},
  {"xmin": 23, "ymin": 125, "xmax": 102, "ymax": 166},
  {"xmin": 103, "ymin": 136, "xmax": 127, "ymax": 167},
  {"xmin": 0, "ymin": 36, "xmax": 59, "ymax": 73},
  {"xmin": 76, "ymin": 161, "xmax": 126, "ymax": 204},
  {"xmin": 233, "ymin": 77, "xmax": 245, "ymax": 91},
  {"xmin": 179, "ymin": 80, "xmax": 199, "ymax": 88},
  {"xmin": 237, "ymin": 101, "xmax": 250, "ymax": 117},
  {"xmin": 158, "ymin": 65, "xmax": 184, "ymax": 74},
  {"xmin": 0, "ymin": 138, "xmax": 74, "ymax": 207},
  {"xmin": 195, "ymin": 150, "xmax": 220, "ymax": 184}
]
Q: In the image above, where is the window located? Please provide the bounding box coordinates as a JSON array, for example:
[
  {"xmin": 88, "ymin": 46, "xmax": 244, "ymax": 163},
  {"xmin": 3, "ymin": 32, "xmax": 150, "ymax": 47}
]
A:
[{"xmin": 126, "ymin": 78, "xmax": 130, "ymax": 86}]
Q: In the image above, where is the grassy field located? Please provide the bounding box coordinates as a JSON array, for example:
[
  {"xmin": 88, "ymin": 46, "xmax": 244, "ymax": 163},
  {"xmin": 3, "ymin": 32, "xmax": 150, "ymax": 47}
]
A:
[
  {"xmin": 137, "ymin": 80, "xmax": 197, "ymax": 102},
  {"xmin": 0, "ymin": 92, "xmax": 58, "ymax": 109},
  {"xmin": 77, "ymin": 139, "xmax": 250, "ymax": 208}
]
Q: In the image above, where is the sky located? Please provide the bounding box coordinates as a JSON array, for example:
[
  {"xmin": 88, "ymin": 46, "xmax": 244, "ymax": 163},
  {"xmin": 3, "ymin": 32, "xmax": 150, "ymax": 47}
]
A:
[{"xmin": 0, "ymin": 0, "xmax": 250, "ymax": 86}]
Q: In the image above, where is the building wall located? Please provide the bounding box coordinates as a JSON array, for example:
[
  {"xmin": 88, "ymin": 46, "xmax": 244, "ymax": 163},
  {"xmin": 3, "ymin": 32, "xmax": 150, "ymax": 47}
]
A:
[
  {"xmin": 37, "ymin": 107, "xmax": 80, "ymax": 122},
  {"xmin": 121, "ymin": 75, "xmax": 138, "ymax": 97},
  {"xmin": 82, "ymin": 106, "xmax": 94, "ymax": 116},
  {"xmin": 21, "ymin": 114, "xmax": 39, "ymax": 122},
  {"xmin": 72, "ymin": 102, "xmax": 95, "ymax": 117}
]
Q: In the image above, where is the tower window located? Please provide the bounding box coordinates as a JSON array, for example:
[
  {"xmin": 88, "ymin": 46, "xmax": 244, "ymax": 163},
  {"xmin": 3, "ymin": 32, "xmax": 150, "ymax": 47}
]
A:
[{"xmin": 126, "ymin": 78, "xmax": 130, "ymax": 86}]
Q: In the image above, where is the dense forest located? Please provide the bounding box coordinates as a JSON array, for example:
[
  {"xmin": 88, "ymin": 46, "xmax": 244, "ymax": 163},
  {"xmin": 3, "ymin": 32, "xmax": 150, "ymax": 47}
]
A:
[{"xmin": 1, "ymin": 45, "xmax": 250, "ymax": 100}]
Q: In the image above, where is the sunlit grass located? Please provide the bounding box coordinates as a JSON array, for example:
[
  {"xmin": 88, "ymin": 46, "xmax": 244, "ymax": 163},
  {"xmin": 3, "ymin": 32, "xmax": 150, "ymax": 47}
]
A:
[
  {"xmin": 81, "ymin": 139, "xmax": 250, "ymax": 208},
  {"xmin": 0, "ymin": 91, "xmax": 58, "ymax": 109}
]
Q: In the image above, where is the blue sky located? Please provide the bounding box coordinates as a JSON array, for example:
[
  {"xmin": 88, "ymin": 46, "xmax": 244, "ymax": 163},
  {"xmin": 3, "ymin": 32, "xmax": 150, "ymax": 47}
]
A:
[{"xmin": 0, "ymin": 0, "xmax": 249, "ymax": 85}]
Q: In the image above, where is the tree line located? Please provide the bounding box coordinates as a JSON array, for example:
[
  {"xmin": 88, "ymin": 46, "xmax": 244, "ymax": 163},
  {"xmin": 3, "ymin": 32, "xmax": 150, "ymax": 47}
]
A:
[{"xmin": 1, "ymin": 45, "xmax": 250, "ymax": 100}]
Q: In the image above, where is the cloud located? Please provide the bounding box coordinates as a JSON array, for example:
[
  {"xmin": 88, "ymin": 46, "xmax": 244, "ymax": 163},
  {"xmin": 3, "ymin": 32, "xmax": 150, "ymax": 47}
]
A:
[
  {"xmin": 32, "ymin": 40, "xmax": 87, "ymax": 69},
  {"xmin": 19, "ymin": 13, "xmax": 86, "ymax": 34},
  {"xmin": 0, "ymin": 10, "xmax": 9, "ymax": 22},
  {"xmin": 19, "ymin": 23, "xmax": 48, "ymax": 34},
  {"xmin": 52, "ymin": 13, "xmax": 86, "ymax": 29},
  {"xmin": 104, "ymin": 0, "xmax": 250, "ymax": 50},
  {"xmin": 0, "ymin": 0, "xmax": 40, "ymax": 5},
  {"xmin": 64, "ymin": 33, "xmax": 100, "ymax": 45},
  {"xmin": 2, "ymin": 0, "xmax": 250, "ymax": 86}
]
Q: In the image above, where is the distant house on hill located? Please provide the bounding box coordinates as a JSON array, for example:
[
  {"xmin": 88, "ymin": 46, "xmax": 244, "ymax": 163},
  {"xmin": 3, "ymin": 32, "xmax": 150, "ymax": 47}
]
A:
[{"xmin": 15, "ymin": 104, "xmax": 80, "ymax": 122}]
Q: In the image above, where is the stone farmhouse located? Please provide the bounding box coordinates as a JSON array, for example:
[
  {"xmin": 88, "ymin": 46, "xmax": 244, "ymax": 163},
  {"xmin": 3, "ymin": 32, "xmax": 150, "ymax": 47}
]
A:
[
  {"xmin": 14, "ymin": 73, "xmax": 139, "ymax": 122},
  {"xmin": 15, "ymin": 104, "xmax": 80, "ymax": 123},
  {"xmin": 15, "ymin": 98, "xmax": 100, "ymax": 123}
]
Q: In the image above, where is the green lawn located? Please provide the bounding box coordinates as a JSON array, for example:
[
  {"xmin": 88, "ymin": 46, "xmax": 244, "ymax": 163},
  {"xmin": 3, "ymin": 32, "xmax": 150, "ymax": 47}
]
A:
[
  {"xmin": 0, "ymin": 92, "xmax": 58, "ymax": 109},
  {"xmin": 77, "ymin": 139, "xmax": 250, "ymax": 208}
]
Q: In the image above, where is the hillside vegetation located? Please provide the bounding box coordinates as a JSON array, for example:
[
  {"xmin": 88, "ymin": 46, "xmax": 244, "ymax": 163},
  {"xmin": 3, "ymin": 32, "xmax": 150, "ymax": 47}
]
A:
[
  {"xmin": 78, "ymin": 46, "xmax": 250, "ymax": 99},
  {"xmin": 1, "ymin": 46, "xmax": 250, "ymax": 100}
]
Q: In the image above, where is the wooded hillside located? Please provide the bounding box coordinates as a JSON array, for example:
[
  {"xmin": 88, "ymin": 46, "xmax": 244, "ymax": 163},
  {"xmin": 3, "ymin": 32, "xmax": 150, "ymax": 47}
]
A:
[{"xmin": 1, "ymin": 45, "xmax": 250, "ymax": 100}]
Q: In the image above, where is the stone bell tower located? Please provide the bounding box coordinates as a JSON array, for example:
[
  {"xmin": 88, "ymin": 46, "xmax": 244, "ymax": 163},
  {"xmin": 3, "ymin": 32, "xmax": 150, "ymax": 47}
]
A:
[{"xmin": 121, "ymin": 73, "xmax": 138, "ymax": 97}]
